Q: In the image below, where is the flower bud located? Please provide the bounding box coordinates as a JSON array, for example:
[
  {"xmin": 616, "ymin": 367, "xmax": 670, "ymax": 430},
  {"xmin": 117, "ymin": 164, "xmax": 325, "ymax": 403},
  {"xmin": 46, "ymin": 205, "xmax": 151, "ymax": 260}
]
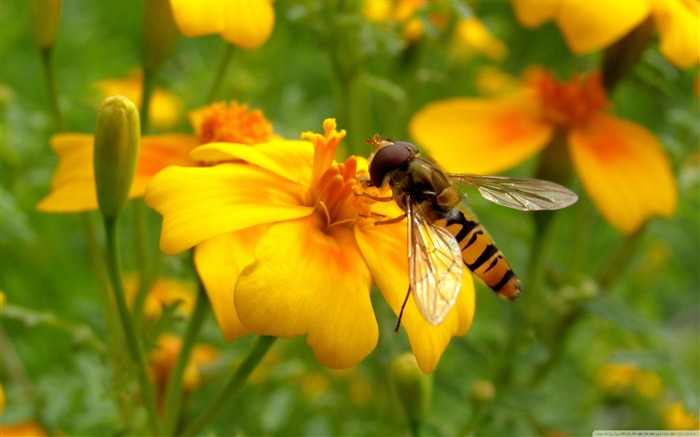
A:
[
  {"xmin": 142, "ymin": 0, "xmax": 179, "ymax": 73},
  {"xmin": 94, "ymin": 96, "xmax": 140, "ymax": 218},
  {"xmin": 29, "ymin": 0, "xmax": 62, "ymax": 49},
  {"xmin": 391, "ymin": 353, "xmax": 433, "ymax": 434},
  {"xmin": 468, "ymin": 379, "xmax": 496, "ymax": 406}
]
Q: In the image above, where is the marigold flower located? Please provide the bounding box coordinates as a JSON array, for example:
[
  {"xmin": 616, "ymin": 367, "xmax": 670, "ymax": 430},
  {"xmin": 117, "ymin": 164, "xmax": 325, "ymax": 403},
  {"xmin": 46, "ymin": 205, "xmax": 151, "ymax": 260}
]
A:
[
  {"xmin": 451, "ymin": 17, "xmax": 508, "ymax": 62},
  {"xmin": 169, "ymin": 0, "xmax": 274, "ymax": 49},
  {"xmin": 125, "ymin": 275, "xmax": 196, "ymax": 320},
  {"xmin": 94, "ymin": 71, "xmax": 183, "ymax": 131},
  {"xmin": 664, "ymin": 401, "xmax": 700, "ymax": 430},
  {"xmin": 150, "ymin": 333, "xmax": 218, "ymax": 395},
  {"xmin": 38, "ymin": 101, "xmax": 272, "ymax": 212},
  {"xmin": 512, "ymin": 0, "xmax": 699, "ymax": 68},
  {"xmin": 409, "ymin": 67, "xmax": 677, "ymax": 234},
  {"xmin": 145, "ymin": 119, "xmax": 475, "ymax": 373}
]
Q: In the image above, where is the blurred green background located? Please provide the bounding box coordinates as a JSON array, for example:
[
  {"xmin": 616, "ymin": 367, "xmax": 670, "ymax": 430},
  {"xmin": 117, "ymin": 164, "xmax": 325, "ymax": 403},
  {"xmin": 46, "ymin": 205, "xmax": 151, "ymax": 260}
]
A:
[{"xmin": 1, "ymin": 1, "xmax": 698, "ymax": 436}]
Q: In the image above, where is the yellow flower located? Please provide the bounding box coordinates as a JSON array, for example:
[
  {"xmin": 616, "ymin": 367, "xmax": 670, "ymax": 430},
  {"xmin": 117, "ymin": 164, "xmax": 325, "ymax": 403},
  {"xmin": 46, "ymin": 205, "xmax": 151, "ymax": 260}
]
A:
[
  {"xmin": 150, "ymin": 333, "xmax": 218, "ymax": 394},
  {"xmin": 512, "ymin": 0, "xmax": 699, "ymax": 68},
  {"xmin": 451, "ymin": 17, "xmax": 508, "ymax": 62},
  {"xmin": 124, "ymin": 275, "xmax": 196, "ymax": 320},
  {"xmin": 364, "ymin": 0, "xmax": 441, "ymax": 43},
  {"xmin": 94, "ymin": 71, "xmax": 183, "ymax": 131},
  {"xmin": 38, "ymin": 101, "xmax": 273, "ymax": 213},
  {"xmin": 145, "ymin": 119, "xmax": 475, "ymax": 373},
  {"xmin": 409, "ymin": 67, "xmax": 677, "ymax": 234},
  {"xmin": 664, "ymin": 401, "xmax": 700, "ymax": 430},
  {"xmin": 169, "ymin": 0, "xmax": 274, "ymax": 49},
  {"xmin": 596, "ymin": 362, "xmax": 662, "ymax": 399}
]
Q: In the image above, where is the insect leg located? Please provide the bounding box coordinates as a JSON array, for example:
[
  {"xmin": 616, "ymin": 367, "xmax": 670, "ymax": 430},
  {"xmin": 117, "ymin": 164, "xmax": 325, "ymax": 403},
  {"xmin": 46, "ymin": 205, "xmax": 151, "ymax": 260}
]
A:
[{"xmin": 394, "ymin": 285, "xmax": 412, "ymax": 333}]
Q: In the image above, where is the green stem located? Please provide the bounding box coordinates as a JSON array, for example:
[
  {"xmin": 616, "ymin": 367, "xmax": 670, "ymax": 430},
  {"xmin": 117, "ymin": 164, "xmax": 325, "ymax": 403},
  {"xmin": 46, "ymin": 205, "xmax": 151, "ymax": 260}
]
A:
[
  {"xmin": 162, "ymin": 279, "xmax": 210, "ymax": 436},
  {"xmin": 103, "ymin": 216, "xmax": 161, "ymax": 436},
  {"xmin": 39, "ymin": 47, "xmax": 65, "ymax": 132},
  {"xmin": 596, "ymin": 228, "xmax": 644, "ymax": 289},
  {"xmin": 179, "ymin": 336, "xmax": 277, "ymax": 437},
  {"xmin": 131, "ymin": 200, "xmax": 157, "ymax": 327},
  {"xmin": 139, "ymin": 67, "xmax": 157, "ymax": 135},
  {"xmin": 207, "ymin": 44, "xmax": 234, "ymax": 103}
]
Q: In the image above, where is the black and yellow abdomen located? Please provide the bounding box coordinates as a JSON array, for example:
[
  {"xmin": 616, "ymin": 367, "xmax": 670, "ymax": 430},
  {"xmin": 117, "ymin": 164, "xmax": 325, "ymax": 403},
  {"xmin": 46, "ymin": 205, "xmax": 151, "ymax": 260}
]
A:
[{"xmin": 435, "ymin": 208, "xmax": 521, "ymax": 300}]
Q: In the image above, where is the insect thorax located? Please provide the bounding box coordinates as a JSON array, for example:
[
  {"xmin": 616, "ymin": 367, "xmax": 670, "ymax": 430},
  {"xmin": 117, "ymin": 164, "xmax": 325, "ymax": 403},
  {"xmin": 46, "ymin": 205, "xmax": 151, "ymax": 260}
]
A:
[{"xmin": 388, "ymin": 157, "xmax": 460, "ymax": 219}]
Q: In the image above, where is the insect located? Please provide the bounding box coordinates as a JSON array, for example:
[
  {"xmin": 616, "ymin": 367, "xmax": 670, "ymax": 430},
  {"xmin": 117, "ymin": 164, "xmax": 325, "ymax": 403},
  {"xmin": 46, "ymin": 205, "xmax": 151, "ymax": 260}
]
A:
[{"xmin": 364, "ymin": 135, "xmax": 578, "ymax": 330}]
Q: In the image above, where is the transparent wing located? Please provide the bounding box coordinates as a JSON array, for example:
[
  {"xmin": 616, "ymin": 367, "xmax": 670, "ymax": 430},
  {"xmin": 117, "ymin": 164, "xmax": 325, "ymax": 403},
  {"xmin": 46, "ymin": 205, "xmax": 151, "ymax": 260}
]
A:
[
  {"xmin": 407, "ymin": 198, "xmax": 463, "ymax": 325},
  {"xmin": 447, "ymin": 173, "xmax": 578, "ymax": 211}
]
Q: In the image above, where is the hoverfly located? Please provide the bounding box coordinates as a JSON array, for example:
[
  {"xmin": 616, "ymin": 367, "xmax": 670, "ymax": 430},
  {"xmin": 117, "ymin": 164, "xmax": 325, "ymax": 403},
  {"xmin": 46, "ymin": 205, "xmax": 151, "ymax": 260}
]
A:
[{"xmin": 364, "ymin": 135, "xmax": 578, "ymax": 330}]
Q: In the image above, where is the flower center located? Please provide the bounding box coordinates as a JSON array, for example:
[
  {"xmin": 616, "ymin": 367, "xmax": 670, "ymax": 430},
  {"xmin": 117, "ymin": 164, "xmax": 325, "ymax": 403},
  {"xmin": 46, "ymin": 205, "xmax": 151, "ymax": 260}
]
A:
[
  {"xmin": 527, "ymin": 68, "xmax": 608, "ymax": 127},
  {"xmin": 196, "ymin": 101, "xmax": 273, "ymax": 145},
  {"xmin": 312, "ymin": 157, "xmax": 373, "ymax": 231}
]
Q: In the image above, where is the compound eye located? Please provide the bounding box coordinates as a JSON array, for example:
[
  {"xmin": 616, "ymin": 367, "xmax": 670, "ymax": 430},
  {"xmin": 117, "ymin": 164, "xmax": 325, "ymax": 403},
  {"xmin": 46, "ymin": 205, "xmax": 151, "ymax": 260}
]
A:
[{"xmin": 369, "ymin": 143, "xmax": 415, "ymax": 187}]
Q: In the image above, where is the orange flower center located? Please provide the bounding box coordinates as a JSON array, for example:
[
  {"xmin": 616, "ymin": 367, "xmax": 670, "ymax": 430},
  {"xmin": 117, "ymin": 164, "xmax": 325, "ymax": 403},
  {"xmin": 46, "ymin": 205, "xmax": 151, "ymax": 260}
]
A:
[
  {"xmin": 197, "ymin": 102, "xmax": 273, "ymax": 145},
  {"xmin": 527, "ymin": 68, "xmax": 608, "ymax": 127}
]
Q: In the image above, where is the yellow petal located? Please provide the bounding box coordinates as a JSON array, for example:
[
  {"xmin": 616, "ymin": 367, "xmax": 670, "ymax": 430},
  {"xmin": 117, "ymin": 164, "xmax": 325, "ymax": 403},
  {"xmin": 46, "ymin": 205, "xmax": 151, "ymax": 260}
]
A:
[
  {"xmin": 568, "ymin": 113, "xmax": 677, "ymax": 234},
  {"xmin": 194, "ymin": 229, "xmax": 269, "ymax": 341},
  {"xmin": 234, "ymin": 215, "xmax": 378, "ymax": 369},
  {"xmin": 145, "ymin": 164, "xmax": 313, "ymax": 255},
  {"xmin": 556, "ymin": 1, "xmax": 651, "ymax": 54},
  {"xmin": 652, "ymin": 0, "xmax": 700, "ymax": 68},
  {"xmin": 169, "ymin": 0, "xmax": 274, "ymax": 49},
  {"xmin": 191, "ymin": 140, "xmax": 313, "ymax": 185},
  {"xmin": 409, "ymin": 93, "xmax": 554, "ymax": 174},
  {"xmin": 355, "ymin": 219, "xmax": 475, "ymax": 374},
  {"xmin": 37, "ymin": 134, "xmax": 99, "ymax": 212},
  {"xmin": 511, "ymin": 0, "xmax": 561, "ymax": 28},
  {"xmin": 38, "ymin": 133, "xmax": 198, "ymax": 212}
]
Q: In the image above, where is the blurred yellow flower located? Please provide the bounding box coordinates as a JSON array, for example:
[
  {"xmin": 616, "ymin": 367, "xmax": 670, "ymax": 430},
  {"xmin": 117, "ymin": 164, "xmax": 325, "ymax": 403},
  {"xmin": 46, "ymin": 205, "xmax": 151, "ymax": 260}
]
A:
[
  {"xmin": 95, "ymin": 71, "xmax": 183, "ymax": 131},
  {"xmin": 596, "ymin": 362, "xmax": 662, "ymax": 400},
  {"xmin": 169, "ymin": 0, "xmax": 274, "ymax": 49},
  {"xmin": 145, "ymin": 119, "xmax": 475, "ymax": 373},
  {"xmin": 664, "ymin": 401, "xmax": 700, "ymax": 430},
  {"xmin": 364, "ymin": 0, "xmax": 441, "ymax": 43},
  {"xmin": 125, "ymin": 275, "xmax": 196, "ymax": 320},
  {"xmin": 409, "ymin": 67, "xmax": 677, "ymax": 234},
  {"xmin": 512, "ymin": 0, "xmax": 699, "ymax": 68},
  {"xmin": 38, "ymin": 101, "xmax": 273, "ymax": 213},
  {"xmin": 451, "ymin": 17, "xmax": 508, "ymax": 62},
  {"xmin": 150, "ymin": 333, "xmax": 218, "ymax": 395}
]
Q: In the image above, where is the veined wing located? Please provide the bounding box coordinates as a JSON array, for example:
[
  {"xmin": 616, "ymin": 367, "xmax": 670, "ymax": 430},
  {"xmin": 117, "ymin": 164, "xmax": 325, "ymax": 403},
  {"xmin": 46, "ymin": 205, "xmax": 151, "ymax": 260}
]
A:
[
  {"xmin": 407, "ymin": 197, "xmax": 463, "ymax": 325},
  {"xmin": 447, "ymin": 173, "xmax": 578, "ymax": 211}
]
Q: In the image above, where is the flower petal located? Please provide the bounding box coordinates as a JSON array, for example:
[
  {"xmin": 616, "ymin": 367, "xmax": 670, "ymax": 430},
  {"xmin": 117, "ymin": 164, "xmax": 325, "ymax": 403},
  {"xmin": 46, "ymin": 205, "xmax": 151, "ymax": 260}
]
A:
[
  {"xmin": 512, "ymin": 0, "xmax": 561, "ymax": 28},
  {"xmin": 38, "ymin": 134, "xmax": 199, "ymax": 212},
  {"xmin": 194, "ymin": 229, "xmax": 269, "ymax": 341},
  {"xmin": 169, "ymin": 0, "xmax": 274, "ymax": 49},
  {"xmin": 355, "ymin": 219, "xmax": 475, "ymax": 374},
  {"xmin": 556, "ymin": 1, "xmax": 651, "ymax": 54},
  {"xmin": 191, "ymin": 140, "xmax": 313, "ymax": 185},
  {"xmin": 145, "ymin": 164, "xmax": 312, "ymax": 255},
  {"xmin": 409, "ymin": 93, "xmax": 554, "ymax": 174},
  {"xmin": 234, "ymin": 215, "xmax": 378, "ymax": 369},
  {"xmin": 569, "ymin": 113, "xmax": 677, "ymax": 234},
  {"xmin": 652, "ymin": 0, "xmax": 700, "ymax": 68}
]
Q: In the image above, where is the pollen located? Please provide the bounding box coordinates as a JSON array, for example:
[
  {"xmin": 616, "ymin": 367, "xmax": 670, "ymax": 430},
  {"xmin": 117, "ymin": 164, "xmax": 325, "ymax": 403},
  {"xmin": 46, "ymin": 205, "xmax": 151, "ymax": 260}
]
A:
[
  {"xmin": 526, "ymin": 68, "xmax": 608, "ymax": 128},
  {"xmin": 313, "ymin": 157, "xmax": 374, "ymax": 231},
  {"xmin": 197, "ymin": 101, "xmax": 273, "ymax": 145}
]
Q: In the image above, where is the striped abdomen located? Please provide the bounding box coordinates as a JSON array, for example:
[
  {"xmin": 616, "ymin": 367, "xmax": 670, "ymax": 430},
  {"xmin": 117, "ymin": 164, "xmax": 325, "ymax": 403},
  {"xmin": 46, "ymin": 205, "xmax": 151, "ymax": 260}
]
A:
[{"xmin": 434, "ymin": 208, "xmax": 521, "ymax": 299}]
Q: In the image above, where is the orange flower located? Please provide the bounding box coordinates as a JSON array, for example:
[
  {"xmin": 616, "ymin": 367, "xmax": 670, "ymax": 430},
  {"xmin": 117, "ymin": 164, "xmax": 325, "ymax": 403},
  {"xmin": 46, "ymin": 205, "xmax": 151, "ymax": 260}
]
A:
[
  {"xmin": 145, "ymin": 119, "xmax": 475, "ymax": 373},
  {"xmin": 409, "ymin": 67, "xmax": 677, "ymax": 234},
  {"xmin": 38, "ymin": 101, "xmax": 273, "ymax": 212},
  {"xmin": 124, "ymin": 275, "xmax": 196, "ymax": 320},
  {"xmin": 512, "ymin": 0, "xmax": 699, "ymax": 68},
  {"xmin": 169, "ymin": 0, "xmax": 274, "ymax": 49}
]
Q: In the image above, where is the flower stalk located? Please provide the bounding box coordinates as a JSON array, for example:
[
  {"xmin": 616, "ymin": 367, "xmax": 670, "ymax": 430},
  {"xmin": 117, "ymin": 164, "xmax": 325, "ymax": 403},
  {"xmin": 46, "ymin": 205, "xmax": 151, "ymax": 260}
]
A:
[
  {"xmin": 162, "ymin": 279, "xmax": 210, "ymax": 436},
  {"xmin": 179, "ymin": 335, "xmax": 276, "ymax": 437},
  {"xmin": 207, "ymin": 44, "xmax": 234, "ymax": 103}
]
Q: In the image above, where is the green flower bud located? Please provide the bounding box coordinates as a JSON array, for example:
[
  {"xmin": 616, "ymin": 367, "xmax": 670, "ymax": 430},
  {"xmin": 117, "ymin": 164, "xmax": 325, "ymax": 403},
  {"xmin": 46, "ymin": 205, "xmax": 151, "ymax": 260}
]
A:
[
  {"xmin": 468, "ymin": 379, "xmax": 496, "ymax": 406},
  {"xmin": 94, "ymin": 96, "xmax": 140, "ymax": 219},
  {"xmin": 391, "ymin": 353, "xmax": 433, "ymax": 434},
  {"xmin": 29, "ymin": 0, "xmax": 62, "ymax": 49},
  {"xmin": 142, "ymin": 0, "xmax": 179, "ymax": 73}
]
